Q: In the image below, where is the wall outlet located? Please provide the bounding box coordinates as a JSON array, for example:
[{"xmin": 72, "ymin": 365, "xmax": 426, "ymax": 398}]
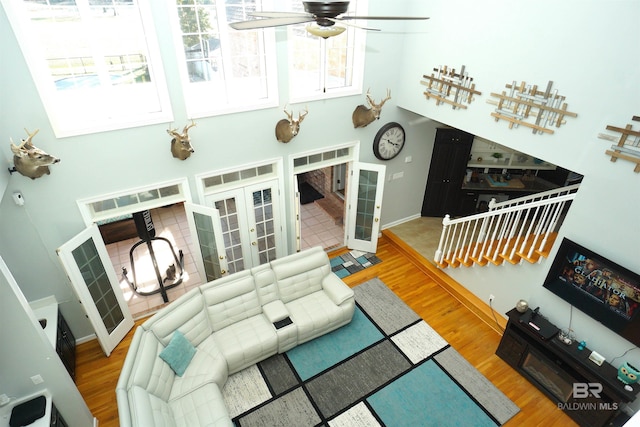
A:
[
  {"xmin": 0, "ymin": 394, "xmax": 10, "ymax": 406},
  {"xmin": 489, "ymin": 294, "xmax": 495, "ymax": 302},
  {"xmin": 30, "ymin": 374, "xmax": 44, "ymax": 385}
]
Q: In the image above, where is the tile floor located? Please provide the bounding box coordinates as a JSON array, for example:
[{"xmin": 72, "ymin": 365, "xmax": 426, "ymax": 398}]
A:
[
  {"xmin": 107, "ymin": 201, "xmax": 347, "ymax": 319},
  {"xmin": 106, "ymin": 204, "xmax": 202, "ymax": 319}
]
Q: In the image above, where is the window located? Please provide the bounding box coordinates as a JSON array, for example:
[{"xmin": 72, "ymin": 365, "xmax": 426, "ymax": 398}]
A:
[
  {"xmin": 2, "ymin": 0, "xmax": 173, "ymax": 137},
  {"xmin": 287, "ymin": 0, "xmax": 366, "ymax": 102},
  {"xmin": 171, "ymin": 0, "xmax": 278, "ymax": 117}
]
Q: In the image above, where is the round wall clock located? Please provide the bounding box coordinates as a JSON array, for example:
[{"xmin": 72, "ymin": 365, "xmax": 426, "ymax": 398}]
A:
[{"xmin": 373, "ymin": 122, "xmax": 405, "ymax": 161}]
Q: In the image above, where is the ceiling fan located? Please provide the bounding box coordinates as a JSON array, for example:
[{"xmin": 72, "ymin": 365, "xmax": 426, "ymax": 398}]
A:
[{"xmin": 229, "ymin": 1, "xmax": 429, "ymax": 39}]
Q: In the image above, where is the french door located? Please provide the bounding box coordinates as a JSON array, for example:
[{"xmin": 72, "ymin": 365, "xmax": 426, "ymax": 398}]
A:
[
  {"xmin": 346, "ymin": 162, "xmax": 386, "ymax": 252},
  {"xmin": 205, "ymin": 179, "xmax": 283, "ymax": 273},
  {"xmin": 184, "ymin": 202, "xmax": 228, "ymax": 282},
  {"xmin": 57, "ymin": 224, "xmax": 134, "ymax": 357}
]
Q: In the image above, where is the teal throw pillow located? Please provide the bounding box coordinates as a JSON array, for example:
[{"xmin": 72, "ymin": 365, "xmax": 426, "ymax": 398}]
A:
[{"xmin": 159, "ymin": 330, "xmax": 196, "ymax": 377}]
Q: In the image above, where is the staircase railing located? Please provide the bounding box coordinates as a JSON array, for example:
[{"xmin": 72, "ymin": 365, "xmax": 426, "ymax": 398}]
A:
[{"xmin": 435, "ymin": 184, "xmax": 580, "ymax": 267}]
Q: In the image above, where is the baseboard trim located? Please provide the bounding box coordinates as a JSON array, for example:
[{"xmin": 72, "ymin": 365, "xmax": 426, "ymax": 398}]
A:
[{"xmin": 382, "ymin": 229, "xmax": 507, "ymax": 335}]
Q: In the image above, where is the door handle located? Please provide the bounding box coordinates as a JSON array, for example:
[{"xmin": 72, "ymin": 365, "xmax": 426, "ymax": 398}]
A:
[
  {"xmin": 375, "ymin": 218, "xmax": 379, "ymax": 222},
  {"xmin": 252, "ymin": 242, "xmax": 257, "ymax": 246}
]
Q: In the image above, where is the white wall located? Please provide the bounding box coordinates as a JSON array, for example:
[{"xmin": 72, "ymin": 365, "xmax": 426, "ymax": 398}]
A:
[{"xmin": 396, "ymin": 0, "xmax": 640, "ymax": 410}]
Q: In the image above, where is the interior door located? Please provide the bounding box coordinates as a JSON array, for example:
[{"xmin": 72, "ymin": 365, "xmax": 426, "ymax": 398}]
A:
[
  {"xmin": 346, "ymin": 162, "xmax": 386, "ymax": 252},
  {"xmin": 184, "ymin": 202, "xmax": 228, "ymax": 283},
  {"xmin": 293, "ymin": 175, "xmax": 301, "ymax": 252},
  {"xmin": 56, "ymin": 224, "xmax": 134, "ymax": 357}
]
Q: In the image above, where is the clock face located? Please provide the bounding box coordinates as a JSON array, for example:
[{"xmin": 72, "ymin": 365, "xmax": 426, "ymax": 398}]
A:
[{"xmin": 373, "ymin": 122, "xmax": 405, "ymax": 160}]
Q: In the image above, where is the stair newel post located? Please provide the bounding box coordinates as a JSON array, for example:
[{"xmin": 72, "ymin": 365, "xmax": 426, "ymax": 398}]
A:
[{"xmin": 435, "ymin": 214, "xmax": 451, "ymax": 264}]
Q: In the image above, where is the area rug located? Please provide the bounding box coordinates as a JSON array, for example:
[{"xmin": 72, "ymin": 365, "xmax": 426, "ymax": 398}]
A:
[
  {"xmin": 222, "ymin": 278, "xmax": 519, "ymax": 426},
  {"xmin": 299, "ymin": 182, "xmax": 324, "ymax": 205},
  {"xmin": 330, "ymin": 251, "xmax": 382, "ymax": 278}
]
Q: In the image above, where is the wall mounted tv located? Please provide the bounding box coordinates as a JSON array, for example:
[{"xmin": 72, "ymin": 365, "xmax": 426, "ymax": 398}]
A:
[{"xmin": 543, "ymin": 238, "xmax": 640, "ymax": 347}]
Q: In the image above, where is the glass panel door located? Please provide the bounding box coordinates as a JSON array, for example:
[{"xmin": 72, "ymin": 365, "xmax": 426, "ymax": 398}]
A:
[
  {"xmin": 346, "ymin": 162, "xmax": 386, "ymax": 252},
  {"xmin": 184, "ymin": 202, "xmax": 228, "ymax": 282},
  {"xmin": 57, "ymin": 224, "xmax": 134, "ymax": 357},
  {"xmin": 293, "ymin": 175, "xmax": 301, "ymax": 252},
  {"xmin": 245, "ymin": 180, "xmax": 283, "ymax": 264},
  {"xmin": 207, "ymin": 191, "xmax": 250, "ymax": 275}
]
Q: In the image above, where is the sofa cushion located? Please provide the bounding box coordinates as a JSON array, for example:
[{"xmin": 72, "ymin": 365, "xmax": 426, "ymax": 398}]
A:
[
  {"xmin": 251, "ymin": 264, "xmax": 280, "ymax": 305},
  {"xmin": 129, "ymin": 385, "xmax": 176, "ymax": 427},
  {"xmin": 201, "ymin": 270, "xmax": 263, "ymax": 331},
  {"xmin": 159, "ymin": 331, "xmax": 196, "ymax": 377},
  {"xmin": 212, "ymin": 315, "xmax": 278, "ymax": 374},
  {"xmin": 169, "ymin": 383, "xmax": 232, "ymax": 427},
  {"xmin": 170, "ymin": 336, "xmax": 228, "ymax": 400},
  {"xmin": 128, "ymin": 330, "xmax": 175, "ymax": 401},
  {"xmin": 143, "ymin": 288, "xmax": 212, "ymax": 347},
  {"xmin": 285, "ymin": 291, "xmax": 354, "ymax": 344},
  {"xmin": 271, "ymin": 246, "xmax": 330, "ymax": 304}
]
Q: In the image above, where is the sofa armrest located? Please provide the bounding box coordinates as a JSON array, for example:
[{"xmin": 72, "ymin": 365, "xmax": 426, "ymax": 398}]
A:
[
  {"xmin": 262, "ymin": 300, "xmax": 290, "ymax": 323},
  {"xmin": 322, "ymin": 274, "xmax": 354, "ymax": 306}
]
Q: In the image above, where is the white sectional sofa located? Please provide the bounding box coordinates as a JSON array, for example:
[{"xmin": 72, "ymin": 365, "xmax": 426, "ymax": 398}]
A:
[{"xmin": 116, "ymin": 246, "xmax": 355, "ymax": 427}]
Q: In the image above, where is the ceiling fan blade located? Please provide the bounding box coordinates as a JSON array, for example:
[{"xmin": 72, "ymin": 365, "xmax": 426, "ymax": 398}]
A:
[
  {"xmin": 230, "ymin": 16, "xmax": 314, "ymax": 30},
  {"xmin": 249, "ymin": 11, "xmax": 313, "ymax": 19},
  {"xmin": 326, "ymin": 18, "xmax": 380, "ymax": 32},
  {"xmin": 337, "ymin": 16, "xmax": 430, "ymax": 21}
]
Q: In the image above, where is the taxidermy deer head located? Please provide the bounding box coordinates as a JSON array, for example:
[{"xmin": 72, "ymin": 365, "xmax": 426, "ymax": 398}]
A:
[
  {"xmin": 9, "ymin": 128, "xmax": 60, "ymax": 180},
  {"xmin": 167, "ymin": 120, "xmax": 196, "ymax": 160},
  {"xmin": 352, "ymin": 89, "xmax": 392, "ymax": 128},
  {"xmin": 275, "ymin": 106, "xmax": 308, "ymax": 143}
]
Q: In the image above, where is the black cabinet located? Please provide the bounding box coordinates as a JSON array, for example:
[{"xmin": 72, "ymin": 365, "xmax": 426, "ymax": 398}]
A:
[
  {"xmin": 421, "ymin": 128, "xmax": 473, "ymax": 217},
  {"xmin": 51, "ymin": 402, "xmax": 69, "ymax": 427},
  {"xmin": 56, "ymin": 310, "xmax": 76, "ymax": 380},
  {"xmin": 497, "ymin": 308, "xmax": 639, "ymax": 427}
]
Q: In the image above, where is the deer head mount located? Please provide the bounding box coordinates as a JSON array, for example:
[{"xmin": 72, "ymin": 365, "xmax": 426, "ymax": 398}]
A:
[
  {"xmin": 9, "ymin": 129, "xmax": 60, "ymax": 180},
  {"xmin": 167, "ymin": 120, "xmax": 196, "ymax": 160},
  {"xmin": 275, "ymin": 106, "xmax": 308, "ymax": 143},
  {"xmin": 352, "ymin": 89, "xmax": 392, "ymax": 128}
]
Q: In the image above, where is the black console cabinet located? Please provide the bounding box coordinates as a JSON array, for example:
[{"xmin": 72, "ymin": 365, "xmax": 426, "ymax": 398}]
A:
[
  {"xmin": 497, "ymin": 308, "xmax": 639, "ymax": 427},
  {"xmin": 56, "ymin": 310, "xmax": 76, "ymax": 380}
]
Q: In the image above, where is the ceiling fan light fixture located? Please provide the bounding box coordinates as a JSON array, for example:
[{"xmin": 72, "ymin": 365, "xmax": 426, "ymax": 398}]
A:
[{"xmin": 306, "ymin": 24, "xmax": 346, "ymax": 39}]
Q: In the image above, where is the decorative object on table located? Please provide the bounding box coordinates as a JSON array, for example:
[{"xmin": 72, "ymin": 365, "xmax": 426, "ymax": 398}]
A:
[
  {"xmin": 588, "ymin": 350, "xmax": 606, "ymax": 366},
  {"xmin": 373, "ymin": 122, "xmax": 405, "ymax": 161},
  {"xmin": 8, "ymin": 128, "xmax": 60, "ymax": 179},
  {"xmin": 167, "ymin": 120, "xmax": 196, "ymax": 160},
  {"xmin": 617, "ymin": 362, "xmax": 640, "ymax": 385},
  {"xmin": 491, "ymin": 152, "xmax": 503, "ymax": 162},
  {"xmin": 598, "ymin": 115, "xmax": 640, "ymax": 173},
  {"xmin": 558, "ymin": 328, "xmax": 575, "ymax": 345},
  {"xmin": 578, "ymin": 340, "xmax": 586, "ymax": 351},
  {"xmin": 420, "ymin": 64, "xmax": 482, "ymax": 110},
  {"xmin": 488, "ymin": 80, "xmax": 577, "ymax": 135},
  {"xmin": 330, "ymin": 250, "xmax": 381, "ymax": 278},
  {"xmin": 515, "ymin": 299, "xmax": 529, "ymax": 313},
  {"xmin": 352, "ymin": 89, "xmax": 391, "ymax": 128},
  {"xmin": 275, "ymin": 105, "xmax": 308, "ymax": 143}
]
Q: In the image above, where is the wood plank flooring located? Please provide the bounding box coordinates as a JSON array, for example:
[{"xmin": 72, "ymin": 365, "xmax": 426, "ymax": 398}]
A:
[{"xmin": 75, "ymin": 232, "xmax": 576, "ymax": 426}]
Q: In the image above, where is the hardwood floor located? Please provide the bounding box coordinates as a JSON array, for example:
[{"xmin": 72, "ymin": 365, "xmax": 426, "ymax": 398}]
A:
[{"xmin": 75, "ymin": 232, "xmax": 577, "ymax": 426}]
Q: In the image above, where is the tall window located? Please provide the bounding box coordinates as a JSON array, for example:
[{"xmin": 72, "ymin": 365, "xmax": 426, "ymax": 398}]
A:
[
  {"xmin": 287, "ymin": 0, "xmax": 366, "ymax": 102},
  {"xmin": 172, "ymin": 0, "xmax": 278, "ymax": 117},
  {"xmin": 2, "ymin": 0, "xmax": 172, "ymax": 137}
]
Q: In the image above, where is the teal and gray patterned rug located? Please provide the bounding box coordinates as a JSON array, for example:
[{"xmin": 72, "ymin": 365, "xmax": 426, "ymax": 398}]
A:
[
  {"xmin": 222, "ymin": 277, "xmax": 519, "ymax": 426},
  {"xmin": 330, "ymin": 251, "xmax": 382, "ymax": 278}
]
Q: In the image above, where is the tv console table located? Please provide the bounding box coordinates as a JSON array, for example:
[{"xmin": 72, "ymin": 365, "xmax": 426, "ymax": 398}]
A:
[{"xmin": 496, "ymin": 308, "xmax": 639, "ymax": 427}]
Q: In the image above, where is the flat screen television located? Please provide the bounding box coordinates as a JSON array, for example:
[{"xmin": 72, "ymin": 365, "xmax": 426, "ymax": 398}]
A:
[{"xmin": 543, "ymin": 238, "xmax": 640, "ymax": 347}]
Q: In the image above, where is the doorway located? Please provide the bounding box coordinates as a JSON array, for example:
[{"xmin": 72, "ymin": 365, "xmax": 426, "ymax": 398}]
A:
[{"xmin": 297, "ymin": 165, "xmax": 346, "ymax": 251}]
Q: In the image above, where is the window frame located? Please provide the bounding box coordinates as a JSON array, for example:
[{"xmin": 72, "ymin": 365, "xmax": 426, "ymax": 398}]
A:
[
  {"xmin": 1, "ymin": 0, "xmax": 174, "ymax": 138},
  {"xmin": 168, "ymin": 0, "xmax": 280, "ymax": 119}
]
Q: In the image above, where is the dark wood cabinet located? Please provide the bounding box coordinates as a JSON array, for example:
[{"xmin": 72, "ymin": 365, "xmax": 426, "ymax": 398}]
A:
[
  {"xmin": 497, "ymin": 308, "xmax": 638, "ymax": 427},
  {"xmin": 56, "ymin": 310, "xmax": 76, "ymax": 380},
  {"xmin": 421, "ymin": 128, "xmax": 473, "ymax": 217}
]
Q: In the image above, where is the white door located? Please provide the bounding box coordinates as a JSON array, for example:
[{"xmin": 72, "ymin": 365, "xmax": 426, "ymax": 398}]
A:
[
  {"xmin": 346, "ymin": 162, "xmax": 386, "ymax": 252},
  {"xmin": 57, "ymin": 224, "xmax": 134, "ymax": 357},
  {"xmin": 184, "ymin": 202, "xmax": 228, "ymax": 282},
  {"xmin": 205, "ymin": 179, "xmax": 283, "ymax": 272},
  {"xmin": 293, "ymin": 175, "xmax": 301, "ymax": 252}
]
